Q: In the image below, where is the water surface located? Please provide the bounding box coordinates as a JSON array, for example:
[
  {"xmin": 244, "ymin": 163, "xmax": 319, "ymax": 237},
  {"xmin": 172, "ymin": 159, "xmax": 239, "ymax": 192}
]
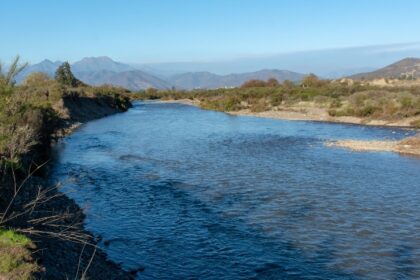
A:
[{"xmin": 52, "ymin": 102, "xmax": 420, "ymax": 279}]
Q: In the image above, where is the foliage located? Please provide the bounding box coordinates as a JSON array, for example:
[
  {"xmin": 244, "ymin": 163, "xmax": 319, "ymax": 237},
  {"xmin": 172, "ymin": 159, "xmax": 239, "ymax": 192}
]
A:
[{"xmin": 54, "ymin": 62, "xmax": 82, "ymax": 87}]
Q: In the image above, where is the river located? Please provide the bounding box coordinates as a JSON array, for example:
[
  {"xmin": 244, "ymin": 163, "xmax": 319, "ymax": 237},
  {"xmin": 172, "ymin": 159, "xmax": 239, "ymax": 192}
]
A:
[{"xmin": 51, "ymin": 101, "xmax": 420, "ymax": 279}]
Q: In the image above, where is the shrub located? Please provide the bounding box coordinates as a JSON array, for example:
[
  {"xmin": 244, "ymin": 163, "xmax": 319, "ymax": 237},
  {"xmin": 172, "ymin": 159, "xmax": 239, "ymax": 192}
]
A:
[
  {"xmin": 241, "ymin": 79, "xmax": 267, "ymax": 88},
  {"xmin": 22, "ymin": 72, "xmax": 51, "ymax": 86}
]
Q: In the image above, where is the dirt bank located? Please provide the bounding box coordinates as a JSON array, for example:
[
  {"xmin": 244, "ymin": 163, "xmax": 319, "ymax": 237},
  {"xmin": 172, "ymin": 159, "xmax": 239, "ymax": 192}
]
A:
[{"xmin": 1, "ymin": 93, "xmax": 134, "ymax": 279}]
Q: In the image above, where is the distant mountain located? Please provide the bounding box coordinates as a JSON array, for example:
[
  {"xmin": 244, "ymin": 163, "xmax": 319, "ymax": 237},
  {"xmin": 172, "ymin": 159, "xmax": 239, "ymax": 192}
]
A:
[
  {"xmin": 75, "ymin": 70, "xmax": 171, "ymax": 90},
  {"xmin": 17, "ymin": 57, "xmax": 305, "ymax": 91},
  {"xmin": 169, "ymin": 69, "xmax": 305, "ymax": 90},
  {"xmin": 16, "ymin": 57, "xmax": 169, "ymax": 90},
  {"xmin": 350, "ymin": 58, "xmax": 420, "ymax": 80},
  {"xmin": 72, "ymin": 56, "xmax": 134, "ymax": 73},
  {"xmin": 16, "ymin": 59, "xmax": 62, "ymax": 82}
]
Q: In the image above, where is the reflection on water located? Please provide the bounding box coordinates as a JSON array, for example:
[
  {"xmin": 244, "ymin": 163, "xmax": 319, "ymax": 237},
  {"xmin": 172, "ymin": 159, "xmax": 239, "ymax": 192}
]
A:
[{"xmin": 51, "ymin": 102, "xmax": 420, "ymax": 279}]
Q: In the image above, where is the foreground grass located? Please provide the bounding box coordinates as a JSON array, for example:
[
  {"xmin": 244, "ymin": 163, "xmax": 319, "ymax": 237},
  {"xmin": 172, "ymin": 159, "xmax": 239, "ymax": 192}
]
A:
[{"xmin": 0, "ymin": 228, "xmax": 38, "ymax": 280}]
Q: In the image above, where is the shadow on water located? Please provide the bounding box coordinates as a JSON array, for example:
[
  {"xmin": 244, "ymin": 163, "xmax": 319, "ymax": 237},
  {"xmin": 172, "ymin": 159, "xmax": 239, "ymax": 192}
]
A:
[{"xmin": 131, "ymin": 179, "xmax": 360, "ymax": 280}]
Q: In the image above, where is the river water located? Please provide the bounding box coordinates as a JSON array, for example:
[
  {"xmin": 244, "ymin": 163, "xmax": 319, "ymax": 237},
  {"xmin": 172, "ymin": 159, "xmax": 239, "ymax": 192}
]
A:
[{"xmin": 51, "ymin": 102, "xmax": 420, "ymax": 279}]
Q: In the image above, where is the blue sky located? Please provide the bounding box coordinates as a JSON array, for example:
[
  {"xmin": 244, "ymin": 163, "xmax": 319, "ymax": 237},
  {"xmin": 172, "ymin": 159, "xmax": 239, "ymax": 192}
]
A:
[{"xmin": 1, "ymin": 0, "xmax": 420, "ymax": 68}]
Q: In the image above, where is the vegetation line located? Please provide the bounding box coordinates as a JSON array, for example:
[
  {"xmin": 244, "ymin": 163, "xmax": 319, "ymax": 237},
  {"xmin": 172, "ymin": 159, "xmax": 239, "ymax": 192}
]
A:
[{"xmin": 135, "ymin": 75, "xmax": 420, "ymax": 129}]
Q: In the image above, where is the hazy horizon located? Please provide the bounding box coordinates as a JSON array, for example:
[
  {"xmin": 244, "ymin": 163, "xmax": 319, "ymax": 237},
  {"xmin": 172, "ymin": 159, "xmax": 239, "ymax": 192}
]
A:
[{"xmin": 2, "ymin": 0, "xmax": 420, "ymax": 77}]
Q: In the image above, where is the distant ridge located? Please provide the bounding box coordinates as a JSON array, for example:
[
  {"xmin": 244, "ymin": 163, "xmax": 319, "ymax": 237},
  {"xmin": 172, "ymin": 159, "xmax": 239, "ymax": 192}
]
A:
[
  {"xmin": 16, "ymin": 57, "xmax": 170, "ymax": 90},
  {"xmin": 169, "ymin": 69, "xmax": 305, "ymax": 90},
  {"xmin": 17, "ymin": 57, "xmax": 306, "ymax": 91},
  {"xmin": 350, "ymin": 58, "xmax": 420, "ymax": 80},
  {"xmin": 16, "ymin": 59, "xmax": 63, "ymax": 82},
  {"xmin": 75, "ymin": 70, "xmax": 171, "ymax": 90},
  {"xmin": 72, "ymin": 56, "xmax": 135, "ymax": 73}
]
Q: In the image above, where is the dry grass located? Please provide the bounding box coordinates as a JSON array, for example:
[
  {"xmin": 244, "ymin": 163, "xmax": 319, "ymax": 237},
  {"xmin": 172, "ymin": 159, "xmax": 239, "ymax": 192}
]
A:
[{"xmin": 0, "ymin": 229, "xmax": 38, "ymax": 280}]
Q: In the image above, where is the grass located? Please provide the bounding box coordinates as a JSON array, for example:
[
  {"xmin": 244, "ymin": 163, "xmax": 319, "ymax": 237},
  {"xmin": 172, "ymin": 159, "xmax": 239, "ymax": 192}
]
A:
[
  {"xmin": 0, "ymin": 78, "xmax": 130, "ymax": 164},
  {"xmin": 0, "ymin": 228, "xmax": 38, "ymax": 280}
]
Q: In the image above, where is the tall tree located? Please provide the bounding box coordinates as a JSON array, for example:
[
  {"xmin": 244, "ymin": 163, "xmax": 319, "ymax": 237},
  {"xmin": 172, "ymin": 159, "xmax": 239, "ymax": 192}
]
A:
[{"xmin": 55, "ymin": 62, "xmax": 81, "ymax": 87}]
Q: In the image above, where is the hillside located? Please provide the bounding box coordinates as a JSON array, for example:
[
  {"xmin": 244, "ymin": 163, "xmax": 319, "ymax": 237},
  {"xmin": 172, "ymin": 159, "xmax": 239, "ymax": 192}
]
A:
[
  {"xmin": 75, "ymin": 70, "xmax": 171, "ymax": 90},
  {"xmin": 72, "ymin": 56, "xmax": 135, "ymax": 73},
  {"xmin": 16, "ymin": 59, "xmax": 62, "ymax": 82},
  {"xmin": 351, "ymin": 57, "xmax": 420, "ymax": 80},
  {"xmin": 169, "ymin": 69, "xmax": 305, "ymax": 90}
]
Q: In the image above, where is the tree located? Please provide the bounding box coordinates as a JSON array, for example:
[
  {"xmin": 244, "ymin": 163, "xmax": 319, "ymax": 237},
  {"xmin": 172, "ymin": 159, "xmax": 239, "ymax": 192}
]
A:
[
  {"xmin": 55, "ymin": 62, "xmax": 81, "ymax": 87},
  {"xmin": 0, "ymin": 56, "xmax": 28, "ymax": 86}
]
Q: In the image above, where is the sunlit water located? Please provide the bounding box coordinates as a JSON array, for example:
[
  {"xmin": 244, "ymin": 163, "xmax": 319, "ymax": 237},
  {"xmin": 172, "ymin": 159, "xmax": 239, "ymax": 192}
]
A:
[{"xmin": 51, "ymin": 102, "xmax": 420, "ymax": 279}]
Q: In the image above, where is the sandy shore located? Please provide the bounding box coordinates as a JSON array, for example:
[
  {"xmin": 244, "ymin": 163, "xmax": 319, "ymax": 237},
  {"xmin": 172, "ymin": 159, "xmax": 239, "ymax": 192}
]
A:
[
  {"xmin": 326, "ymin": 136, "xmax": 420, "ymax": 156},
  {"xmin": 158, "ymin": 98, "xmax": 201, "ymax": 106},
  {"xmin": 161, "ymin": 99, "xmax": 419, "ymax": 129},
  {"xmin": 228, "ymin": 105, "xmax": 419, "ymax": 128}
]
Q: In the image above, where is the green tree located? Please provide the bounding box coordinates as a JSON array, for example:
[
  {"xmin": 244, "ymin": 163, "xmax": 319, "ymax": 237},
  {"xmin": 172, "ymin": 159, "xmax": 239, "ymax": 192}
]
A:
[
  {"xmin": 0, "ymin": 56, "xmax": 28, "ymax": 86},
  {"xmin": 55, "ymin": 62, "xmax": 81, "ymax": 87}
]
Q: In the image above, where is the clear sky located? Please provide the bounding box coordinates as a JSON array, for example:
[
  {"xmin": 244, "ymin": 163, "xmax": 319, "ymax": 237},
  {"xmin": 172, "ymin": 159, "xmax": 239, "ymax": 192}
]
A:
[{"xmin": 1, "ymin": 0, "xmax": 420, "ymax": 64}]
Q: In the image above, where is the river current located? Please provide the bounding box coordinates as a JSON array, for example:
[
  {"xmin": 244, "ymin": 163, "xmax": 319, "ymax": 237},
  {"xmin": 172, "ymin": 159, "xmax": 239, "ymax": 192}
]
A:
[{"xmin": 51, "ymin": 102, "xmax": 420, "ymax": 279}]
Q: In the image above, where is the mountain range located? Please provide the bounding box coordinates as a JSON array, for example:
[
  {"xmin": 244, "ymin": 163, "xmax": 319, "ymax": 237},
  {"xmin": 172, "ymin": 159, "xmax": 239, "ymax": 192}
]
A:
[
  {"xmin": 16, "ymin": 56, "xmax": 420, "ymax": 90},
  {"xmin": 168, "ymin": 70, "xmax": 305, "ymax": 90},
  {"xmin": 17, "ymin": 57, "xmax": 306, "ymax": 91}
]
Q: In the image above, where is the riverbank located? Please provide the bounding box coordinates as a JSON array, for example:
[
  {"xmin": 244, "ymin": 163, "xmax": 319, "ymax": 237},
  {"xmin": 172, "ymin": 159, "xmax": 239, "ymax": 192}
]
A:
[
  {"xmin": 1, "ymin": 88, "xmax": 134, "ymax": 279},
  {"xmin": 33, "ymin": 93, "xmax": 134, "ymax": 279},
  {"xmin": 158, "ymin": 99, "xmax": 419, "ymax": 129},
  {"xmin": 158, "ymin": 99, "xmax": 420, "ymax": 156},
  {"xmin": 227, "ymin": 103, "xmax": 419, "ymax": 128}
]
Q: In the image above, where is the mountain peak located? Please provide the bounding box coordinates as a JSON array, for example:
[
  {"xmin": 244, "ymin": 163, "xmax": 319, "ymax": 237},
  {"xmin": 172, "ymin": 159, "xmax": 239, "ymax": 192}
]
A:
[
  {"xmin": 38, "ymin": 59, "xmax": 62, "ymax": 66},
  {"xmin": 72, "ymin": 56, "xmax": 133, "ymax": 73},
  {"xmin": 40, "ymin": 59, "xmax": 53, "ymax": 64},
  {"xmin": 79, "ymin": 56, "xmax": 115, "ymax": 63}
]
